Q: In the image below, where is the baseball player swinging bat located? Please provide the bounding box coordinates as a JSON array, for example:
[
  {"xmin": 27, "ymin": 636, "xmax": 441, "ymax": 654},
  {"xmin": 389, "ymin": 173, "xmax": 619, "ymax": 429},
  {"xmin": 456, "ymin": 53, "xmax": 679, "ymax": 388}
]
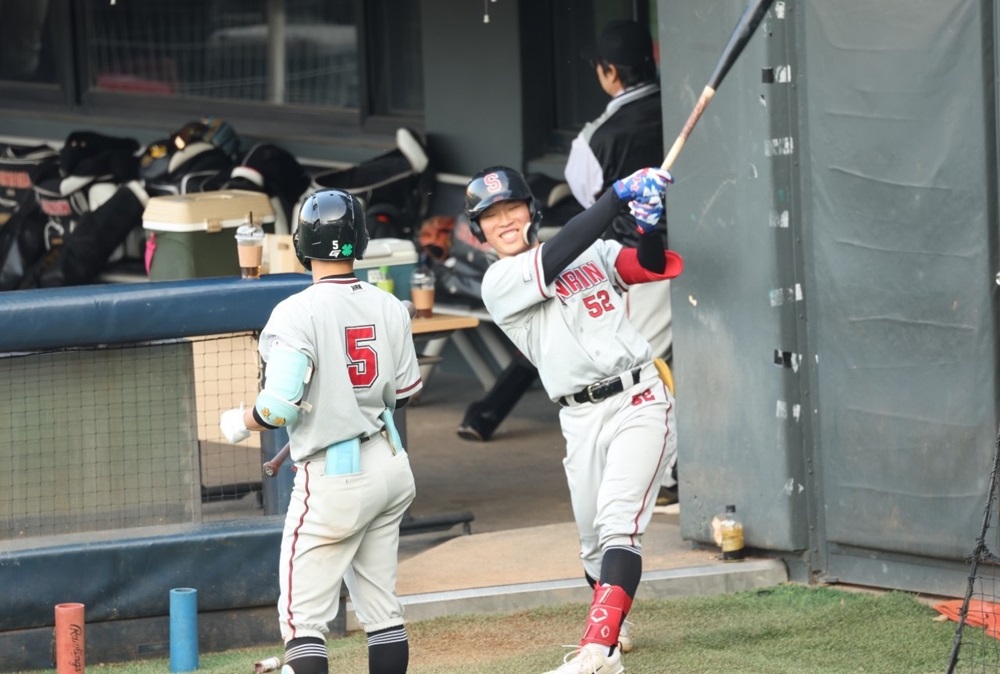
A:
[
  {"xmin": 661, "ymin": 0, "xmax": 778, "ymax": 171},
  {"xmin": 261, "ymin": 299, "xmax": 418, "ymax": 477}
]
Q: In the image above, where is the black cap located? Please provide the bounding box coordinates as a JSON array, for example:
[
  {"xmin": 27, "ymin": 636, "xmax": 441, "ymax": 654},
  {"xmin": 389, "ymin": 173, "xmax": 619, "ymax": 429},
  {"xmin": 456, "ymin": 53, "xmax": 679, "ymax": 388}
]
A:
[{"xmin": 581, "ymin": 19, "xmax": 655, "ymax": 68}]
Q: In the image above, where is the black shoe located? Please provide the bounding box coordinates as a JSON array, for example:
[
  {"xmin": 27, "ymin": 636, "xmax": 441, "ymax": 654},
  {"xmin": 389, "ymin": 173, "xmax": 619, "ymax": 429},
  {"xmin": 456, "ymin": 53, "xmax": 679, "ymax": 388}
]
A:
[
  {"xmin": 457, "ymin": 401, "xmax": 498, "ymax": 442},
  {"xmin": 656, "ymin": 485, "xmax": 678, "ymax": 507},
  {"xmin": 456, "ymin": 424, "xmax": 486, "ymax": 442}
]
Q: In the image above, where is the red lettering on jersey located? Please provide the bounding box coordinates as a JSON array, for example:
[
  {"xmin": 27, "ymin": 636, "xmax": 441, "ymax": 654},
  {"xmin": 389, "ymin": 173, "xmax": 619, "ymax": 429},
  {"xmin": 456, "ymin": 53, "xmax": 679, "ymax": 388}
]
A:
[
  {"xmin": 0, "ymin": 170, "xmax": 31, "ymax": 189},
  {"xmin": 580, "ymin": 261, "xmax": 605, "ymax": 286},
  {"xmin": 483, "ymin": 172, "xmax": 503, "ymax": 194},
  {"xmin": 554, "ymin": 262, "xmax": 609, "ymax": 300},
  {"xmin": 564, "ymin": 270, "xmax": 585, "ymax": 293}
]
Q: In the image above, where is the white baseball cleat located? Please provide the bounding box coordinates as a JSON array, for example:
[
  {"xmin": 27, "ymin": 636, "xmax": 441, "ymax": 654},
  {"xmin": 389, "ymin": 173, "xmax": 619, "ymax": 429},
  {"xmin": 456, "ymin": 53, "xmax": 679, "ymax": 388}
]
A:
[
  {"xmin": 617, "ymin": 619, "xmax": 634, "ymax": 653},
  {"xmin": 542, "ymin": 643, "xmax": 624, "ymax": 674}
]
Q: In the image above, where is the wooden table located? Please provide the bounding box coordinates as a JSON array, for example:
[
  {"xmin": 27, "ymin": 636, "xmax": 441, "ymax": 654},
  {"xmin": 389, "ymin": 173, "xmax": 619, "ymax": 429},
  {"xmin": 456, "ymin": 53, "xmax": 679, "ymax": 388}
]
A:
[
  {"xmin": 413, "ymin": 306, "xmax": 514, "ymax": 390},
  {"xmin": 412, "ymin": 312, "xmax": 480, "ymax": 335}
]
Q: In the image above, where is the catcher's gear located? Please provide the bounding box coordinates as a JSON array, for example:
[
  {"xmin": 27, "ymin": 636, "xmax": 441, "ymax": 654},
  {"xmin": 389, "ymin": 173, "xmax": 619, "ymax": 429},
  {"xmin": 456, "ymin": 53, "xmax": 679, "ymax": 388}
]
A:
[
  {"xmin": 417, "ymin": 214, "xmax": 455, "ymax": 262},
  {"xmin": 464, "ymin": 165, "xmax": 541, "ymax": 244},
  {"xmin": 294, "ymin": 189, "xmax": 370, "ymax": 269},
  {"xmin": 654, "ymin": 356, "xmax": 675, "ymax": 396},
  {"xmin": 255, "ymin": 343, "xmax": 313, "ymax": 427}
]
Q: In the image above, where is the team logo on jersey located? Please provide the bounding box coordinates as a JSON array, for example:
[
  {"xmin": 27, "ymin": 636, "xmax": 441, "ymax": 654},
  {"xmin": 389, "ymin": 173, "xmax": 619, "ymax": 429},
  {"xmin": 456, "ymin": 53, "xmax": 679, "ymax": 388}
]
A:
[{"xmin": 554, "ymin": 261, "xmax": 607, "ymax": 300}]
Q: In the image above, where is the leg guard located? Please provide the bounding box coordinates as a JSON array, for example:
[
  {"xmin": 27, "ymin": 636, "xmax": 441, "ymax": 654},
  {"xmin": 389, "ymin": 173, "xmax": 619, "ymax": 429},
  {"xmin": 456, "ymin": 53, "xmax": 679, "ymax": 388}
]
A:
[{"xmin": 580, "ymin": 583, "xmax": 633, "ymax": 649}]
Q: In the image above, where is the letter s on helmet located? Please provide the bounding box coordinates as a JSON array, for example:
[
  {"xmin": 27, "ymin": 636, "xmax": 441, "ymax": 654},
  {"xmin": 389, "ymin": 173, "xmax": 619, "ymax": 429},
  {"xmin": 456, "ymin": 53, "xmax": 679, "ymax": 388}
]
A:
[
  {"xmin": 294, "ymin": 189, "xmax": 370, "ymax": 270},
  {"xmin": 464, "ymin": 166, "xmax": 540, "ymax": 243}
]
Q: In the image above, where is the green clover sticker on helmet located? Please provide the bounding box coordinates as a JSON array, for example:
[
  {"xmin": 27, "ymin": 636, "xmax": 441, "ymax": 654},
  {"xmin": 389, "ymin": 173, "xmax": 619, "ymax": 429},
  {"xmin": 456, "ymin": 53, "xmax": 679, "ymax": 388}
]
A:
[{"xmin": 342, "ymin": 243, "xmax": 353, "ymax": 257}]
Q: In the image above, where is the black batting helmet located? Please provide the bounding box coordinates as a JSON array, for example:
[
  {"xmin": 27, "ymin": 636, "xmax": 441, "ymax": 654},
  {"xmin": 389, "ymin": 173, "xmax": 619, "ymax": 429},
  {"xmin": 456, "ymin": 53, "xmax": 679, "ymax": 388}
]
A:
[
  {"xmin": 294, "ymin": 189, "xmax": 370, "ymax": 270},
  {"xmin": 464, "ymin": 166, "xmax": 541, "ymax": 243}
]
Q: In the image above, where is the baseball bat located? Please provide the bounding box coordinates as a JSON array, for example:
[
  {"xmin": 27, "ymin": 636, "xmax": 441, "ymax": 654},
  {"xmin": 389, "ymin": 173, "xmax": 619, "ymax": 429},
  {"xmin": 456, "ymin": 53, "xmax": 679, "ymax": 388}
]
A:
[
  {"xmin": 661, "ymin": 0, "xmax": 777, "ymax": 171},
  {"xmin": 263, "ymin": 441, "xmax": 290, "ymax": 477}
]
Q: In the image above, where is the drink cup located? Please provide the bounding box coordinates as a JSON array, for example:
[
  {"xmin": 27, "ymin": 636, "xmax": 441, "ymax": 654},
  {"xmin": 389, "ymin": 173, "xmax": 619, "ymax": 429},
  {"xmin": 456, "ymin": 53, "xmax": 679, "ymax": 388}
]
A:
[
  {"xmin": 411, "ymin": 287, "xmax": 435, "ymax": 318},
  {"xmin": 235, "ymin": 221, "xmax": 265, "ymax": 279},
  {"xmin": 410, "ymin": 264, "xmax": 435, "ymax": 318}
]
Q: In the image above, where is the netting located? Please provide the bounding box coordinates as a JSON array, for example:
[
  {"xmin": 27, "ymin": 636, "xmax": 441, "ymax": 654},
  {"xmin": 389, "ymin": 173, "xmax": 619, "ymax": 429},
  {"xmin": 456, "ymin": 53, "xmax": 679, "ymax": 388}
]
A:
[
  {"xmin": 0, "ymin": 332, "xmax": 264, "ymax": 540},
  {"xmin": 946, "ymin": 424, "xmax": 1000, "ymax": 672}
]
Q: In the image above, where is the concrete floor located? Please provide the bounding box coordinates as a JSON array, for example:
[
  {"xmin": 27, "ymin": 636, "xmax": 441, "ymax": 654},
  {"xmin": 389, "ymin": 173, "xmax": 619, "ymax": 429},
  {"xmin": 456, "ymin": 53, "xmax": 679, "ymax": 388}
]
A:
[{"xmin": 372, "ymin": 366, "xmax": 788, "ymax": 626}]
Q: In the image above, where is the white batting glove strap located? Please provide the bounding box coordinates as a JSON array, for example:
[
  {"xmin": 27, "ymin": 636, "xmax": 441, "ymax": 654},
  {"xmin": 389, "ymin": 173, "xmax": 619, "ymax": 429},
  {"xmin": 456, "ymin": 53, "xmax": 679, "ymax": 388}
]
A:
[{"xmin": 220, "ymin": 405, "xmax": 251, "ymax": 444}]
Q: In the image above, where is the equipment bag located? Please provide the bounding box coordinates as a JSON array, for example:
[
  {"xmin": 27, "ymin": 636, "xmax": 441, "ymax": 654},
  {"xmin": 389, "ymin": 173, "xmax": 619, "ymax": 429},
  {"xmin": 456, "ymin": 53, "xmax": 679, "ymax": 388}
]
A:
[
  {"xmin": 308, "ymin": 128, "xmax": 433, "ymax": 241},
  {"xmin": 0, "ymin": 143, "xmax": 59, "ymax": 226},
  {"xmin": 0, "ymin": 143, "xmax": 59, "ymax": 289},
  {"xmin": 18, "ymin": 132, "xmax": 146, "ymax": 288}
]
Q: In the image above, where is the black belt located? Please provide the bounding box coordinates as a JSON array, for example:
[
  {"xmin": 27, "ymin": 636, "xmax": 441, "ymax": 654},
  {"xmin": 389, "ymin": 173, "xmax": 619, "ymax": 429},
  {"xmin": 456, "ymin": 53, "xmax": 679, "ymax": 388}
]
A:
[{"xmin": 558, "ymin": 367, "xmax": 642, "ymax": 407}]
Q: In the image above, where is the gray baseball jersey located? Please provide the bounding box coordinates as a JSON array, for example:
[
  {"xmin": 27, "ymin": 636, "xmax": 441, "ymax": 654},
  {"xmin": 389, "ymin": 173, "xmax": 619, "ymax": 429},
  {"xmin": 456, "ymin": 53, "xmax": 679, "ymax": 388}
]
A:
[
  {"xmin": 481, "ymin": 239, "xmax": 653, "ymax": 400},
  {"xmin": 260, "ymin": 275, "xmax": 422, "ymax": 643},
  {"xmin": 482, "ymin": 238, "xmax": 675, "ymax": 583},
  {"xmin": 259, "ymin": 276, "xmax": 423, "ymax": 462}
]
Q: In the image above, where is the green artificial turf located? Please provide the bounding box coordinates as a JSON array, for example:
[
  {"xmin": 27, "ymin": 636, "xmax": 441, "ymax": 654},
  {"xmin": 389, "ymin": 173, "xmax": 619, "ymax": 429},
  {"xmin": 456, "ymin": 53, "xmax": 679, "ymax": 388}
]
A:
[{"xmin": 22, "ymin": 584, "xmax": 964, "ymax": 674}]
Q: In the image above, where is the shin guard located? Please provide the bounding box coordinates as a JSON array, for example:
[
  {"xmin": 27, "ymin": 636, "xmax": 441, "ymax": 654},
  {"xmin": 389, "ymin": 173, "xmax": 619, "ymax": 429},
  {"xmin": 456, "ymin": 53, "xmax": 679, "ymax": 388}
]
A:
[{"xmin": 580, "ymin": 583, "xmax": 633, "ymax": 648}]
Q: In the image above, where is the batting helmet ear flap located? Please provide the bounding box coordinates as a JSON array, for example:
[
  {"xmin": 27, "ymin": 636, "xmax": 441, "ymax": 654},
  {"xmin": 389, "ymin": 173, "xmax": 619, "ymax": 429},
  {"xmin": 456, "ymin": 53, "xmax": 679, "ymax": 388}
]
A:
[
  {"xmin": 467, "ymin": 215, "xmax": 486, "ymax": 243},
  {"xmin": 524, "ymin": 207, "xmax": 542, "ymax": 245},
  {"xmin": 293, "ymin": 225, "xmax": 312, "ymax": 271}
]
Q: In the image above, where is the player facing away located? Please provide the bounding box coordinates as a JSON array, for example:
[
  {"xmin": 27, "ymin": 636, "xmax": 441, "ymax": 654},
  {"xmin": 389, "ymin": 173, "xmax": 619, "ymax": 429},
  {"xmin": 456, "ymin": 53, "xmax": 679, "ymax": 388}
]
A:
[
  {"xmin": 220, "ymin": 189, "xmax": 423, "ymax": 674},
  {"xmin": 465, "ymin": 166, "xmax": 681, "ymax": 674}
]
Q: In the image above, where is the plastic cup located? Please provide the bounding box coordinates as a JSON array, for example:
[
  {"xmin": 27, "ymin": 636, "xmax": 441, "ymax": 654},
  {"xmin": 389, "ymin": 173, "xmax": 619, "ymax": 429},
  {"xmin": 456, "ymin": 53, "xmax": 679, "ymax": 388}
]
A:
[
  {"xmin": 410, "ymin": 265, "xmax": 435, "ymax": 318},
  {"xmin": 235, "ymin": 222, "xmax": 265, "ymax": 279},
  {"xmin": 411, "ymin": 288, "xmax": 434, "ymax": 318}
]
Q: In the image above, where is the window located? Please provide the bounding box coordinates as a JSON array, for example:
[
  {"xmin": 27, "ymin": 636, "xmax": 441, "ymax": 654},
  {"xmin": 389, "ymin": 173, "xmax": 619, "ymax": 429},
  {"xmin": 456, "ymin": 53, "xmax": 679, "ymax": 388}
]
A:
[
  {"xmin": 0, "ymin": 0, "xmax": 423, "ymax": 138},
  {"xmin": 547, "ymin": 0, "xmax": 656, "ymax": 152},
  {"xmin": 85, "ymin": 1, "xmax": 361, "ymax": 108},
  {"xmin": 0, "ymin": 0, "xmax": 58, "ymax": 83}
]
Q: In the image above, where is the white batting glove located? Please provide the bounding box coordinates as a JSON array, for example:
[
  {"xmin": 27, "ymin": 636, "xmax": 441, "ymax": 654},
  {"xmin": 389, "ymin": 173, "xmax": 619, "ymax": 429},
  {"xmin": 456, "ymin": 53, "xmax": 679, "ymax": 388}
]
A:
[{"xmin": 220, "ymin": 404, "xmax": 251, "ymax": 444}]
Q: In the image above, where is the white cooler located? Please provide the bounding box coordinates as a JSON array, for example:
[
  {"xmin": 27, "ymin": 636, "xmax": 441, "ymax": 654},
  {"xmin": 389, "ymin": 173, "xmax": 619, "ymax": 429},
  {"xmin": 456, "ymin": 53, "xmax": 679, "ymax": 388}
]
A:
[
  {"xmin": 143, "ymin": 190, "xmax": 276, "ymax": 281},
  {"xmin": 266, "ymin": 235, "xmax": 418, "ymax": 300}
]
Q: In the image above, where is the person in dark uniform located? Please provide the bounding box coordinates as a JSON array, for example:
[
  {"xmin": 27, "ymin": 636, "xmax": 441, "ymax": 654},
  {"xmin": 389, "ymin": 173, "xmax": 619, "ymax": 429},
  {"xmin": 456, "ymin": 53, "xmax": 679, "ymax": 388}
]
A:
[{"xmin": 457, "ymin": 22, "xmax": 677, "ymax": 509}]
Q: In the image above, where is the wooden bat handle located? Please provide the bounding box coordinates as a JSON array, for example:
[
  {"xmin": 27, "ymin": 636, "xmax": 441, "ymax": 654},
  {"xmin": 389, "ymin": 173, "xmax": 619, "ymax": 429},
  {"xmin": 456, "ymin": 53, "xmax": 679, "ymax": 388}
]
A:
[
  {"xmin": 662, "ymin": 85, "xmax": 716, "ymax": 171},
  {"xmin": 262, "ymin": 441, "xmax": 291, "ymax": 477}
]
